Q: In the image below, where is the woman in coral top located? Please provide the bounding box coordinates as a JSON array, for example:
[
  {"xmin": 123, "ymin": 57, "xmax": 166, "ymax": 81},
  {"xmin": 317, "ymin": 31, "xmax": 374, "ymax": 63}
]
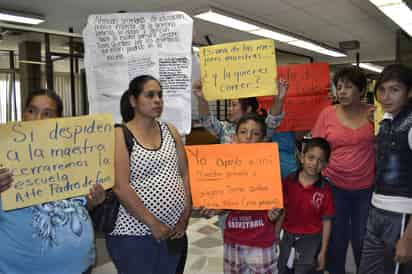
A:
[{"xmin": 312, "ymin": 67, "xmax": 375, "ymax": 274}]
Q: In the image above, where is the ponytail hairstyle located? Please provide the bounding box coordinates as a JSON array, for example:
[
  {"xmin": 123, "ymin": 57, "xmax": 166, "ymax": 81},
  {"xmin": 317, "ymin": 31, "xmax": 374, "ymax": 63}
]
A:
[
  {"xmin": 235, "ymin": 113, "xmax": 267, "ymax": 137},
  {"xmin": 120, "ymin": 90, "xmax": 133, "ymax": 122},
  {"xmin": 256, "ymin": 107, "xmax": 268, "ymax": 119},
  {"xmin": 120, "ymin": 75, "xmax": 162, "ymax": 122},
  {"xmin": 238, "ymin": 97, "xmax": 259, "ymax": 114},
  {"xmin": 25, "ymin": 89, "xmax": 63, "ymax": 117},
  {"xmin": 237, "ymin": 96, "xmax": 268, "ymax": 121}
]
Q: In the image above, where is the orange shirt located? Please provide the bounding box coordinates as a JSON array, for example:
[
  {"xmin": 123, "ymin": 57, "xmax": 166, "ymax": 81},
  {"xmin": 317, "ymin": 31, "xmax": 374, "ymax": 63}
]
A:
[{"xmin": 312, "ymin": 105, "xmax": 375, "ymax": 190}]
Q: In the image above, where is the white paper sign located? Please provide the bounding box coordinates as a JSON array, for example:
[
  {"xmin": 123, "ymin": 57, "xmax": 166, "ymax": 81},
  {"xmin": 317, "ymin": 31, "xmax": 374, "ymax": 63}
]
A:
[{"xmin": 83, "ymin": 11, "xmax": 193, "ymax": 134}]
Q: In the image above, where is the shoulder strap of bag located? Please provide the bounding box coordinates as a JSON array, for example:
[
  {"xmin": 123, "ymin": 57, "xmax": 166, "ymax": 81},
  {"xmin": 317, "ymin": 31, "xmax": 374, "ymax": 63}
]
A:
[{"xmin": 114, "ymin": 124, "xmax": 134, "ymax": 156}]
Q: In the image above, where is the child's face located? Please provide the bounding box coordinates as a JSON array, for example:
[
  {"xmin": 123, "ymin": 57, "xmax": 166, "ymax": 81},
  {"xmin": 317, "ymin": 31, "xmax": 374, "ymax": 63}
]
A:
[
  {"xmin": 235, "ymin": 120, "xmax": 264, "ymax": 143},
  {"xmin": 376, "ymin": 80, "xmax": 411, "ymax": 116},
  {"xmin": 300, "ymin": 147, "xmax": 328, "ymax": 177},
  {"xmin": 228, "ymin": 99, "xmax": 243, "ymax": 122}
]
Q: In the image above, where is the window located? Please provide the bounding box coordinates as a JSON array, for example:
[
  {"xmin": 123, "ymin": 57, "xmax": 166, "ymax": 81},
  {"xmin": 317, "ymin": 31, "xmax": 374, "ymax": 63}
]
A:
[{"xmin": 0, "ymin": 73, "xmax": 21, "ymax": 123}]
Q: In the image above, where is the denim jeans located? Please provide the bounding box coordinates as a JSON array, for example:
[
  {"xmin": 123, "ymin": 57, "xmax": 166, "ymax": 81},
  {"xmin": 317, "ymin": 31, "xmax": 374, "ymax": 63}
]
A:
[
  {"xmin": 358, "ymin": 206, "xmax": 412, "ymax": 274},
  {"xmin": 326, "ymin": 186, "xmax": 372, "ymax": 274},
  {"xmin": 175, "ymin": 234, "xmax": 188, "ymax": 274},
  {"xmin": 106, "ymin": 234, "xmax": 182, "ymax": 274}
]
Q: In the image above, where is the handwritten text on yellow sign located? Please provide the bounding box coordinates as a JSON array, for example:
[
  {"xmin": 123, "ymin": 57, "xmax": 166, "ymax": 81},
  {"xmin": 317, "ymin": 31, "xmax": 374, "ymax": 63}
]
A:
[
  {"xmin": 0, "ymin": 114, "xmax": 114, "ymax": 210},
  {"xmin": 199, "ymin": 39, "xmax": 278, "ymax": 101}
]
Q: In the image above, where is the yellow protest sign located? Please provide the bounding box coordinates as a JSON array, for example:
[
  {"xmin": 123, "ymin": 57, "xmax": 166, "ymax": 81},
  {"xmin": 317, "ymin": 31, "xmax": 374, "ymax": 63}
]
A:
[
  {"xmin": 374, "ymin": 100, "xmax": 384, "ymax": 135},
  {"xmin": 185, "ymin": 143, "xmax": 283, "ymax": 210},
  {"xmin": 199, "ymin": 39, "xmax": 278, "ymax": 101},
  {"xmin": 0, "ymin": 114, "xmax": 114, "ymax": 210}
]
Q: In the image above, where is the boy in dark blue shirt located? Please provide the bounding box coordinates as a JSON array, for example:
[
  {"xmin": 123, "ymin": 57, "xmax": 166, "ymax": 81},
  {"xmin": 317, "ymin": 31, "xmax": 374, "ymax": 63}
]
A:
[{"xmin": 359, "ymin": 64, "xmax": 412, "ymax": 274}]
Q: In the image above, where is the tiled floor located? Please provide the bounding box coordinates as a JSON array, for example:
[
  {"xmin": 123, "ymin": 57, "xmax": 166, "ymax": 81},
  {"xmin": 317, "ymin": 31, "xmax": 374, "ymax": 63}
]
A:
[
  {"xmin": 92, "ymin": 216, "xmax": 224, "ymax": 274},
  {"xmin": 182, "ymin": 216, "xmax": 224, "ymax": 274},
  {"xmin": 92, "ymin": 216, "xmax": 356, "ymax": 274}
]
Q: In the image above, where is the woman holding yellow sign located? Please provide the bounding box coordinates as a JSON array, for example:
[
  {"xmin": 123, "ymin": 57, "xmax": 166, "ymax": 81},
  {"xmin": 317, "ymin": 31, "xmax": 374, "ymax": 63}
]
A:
[{"xmin": 0, "ymin": 89, "xmax": 105, "ymax": 274}]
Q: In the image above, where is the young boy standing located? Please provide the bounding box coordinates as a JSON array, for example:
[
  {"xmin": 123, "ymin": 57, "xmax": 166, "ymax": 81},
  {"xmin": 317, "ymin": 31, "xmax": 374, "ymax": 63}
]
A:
[
  {"xmin": 359, "ymin": 64, "xmax": 412, "ymax": 274},
  {"xmin": 278, "ymin": 138, "xmax": 335, "ymax": 274}
]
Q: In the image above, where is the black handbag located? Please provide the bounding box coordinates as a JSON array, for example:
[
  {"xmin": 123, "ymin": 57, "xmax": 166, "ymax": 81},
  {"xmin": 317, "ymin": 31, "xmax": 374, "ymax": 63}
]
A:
[
  {"xmin": 90, "ymin": 124, "xmax": 134, "ymax": 233},
  {"xmin": 90, "ymin": 189, "xmax": 119, "ymax": 233}
]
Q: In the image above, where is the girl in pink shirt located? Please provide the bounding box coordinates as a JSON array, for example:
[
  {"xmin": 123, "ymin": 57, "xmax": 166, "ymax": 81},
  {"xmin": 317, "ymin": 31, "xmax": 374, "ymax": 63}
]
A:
[{"xmin": 312, "ymin": 67, "xmax": 375, "ymax": 274}]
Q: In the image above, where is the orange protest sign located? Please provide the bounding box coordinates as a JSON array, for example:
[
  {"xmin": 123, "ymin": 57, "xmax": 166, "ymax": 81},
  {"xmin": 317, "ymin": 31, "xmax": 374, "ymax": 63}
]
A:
[
  {"xmin": 185, "ymin": 143, "xmax": 283, "ymax": 210},
  {"xmin": 258, "ymin": 62, "xmax": 331, "ymax": 131}
]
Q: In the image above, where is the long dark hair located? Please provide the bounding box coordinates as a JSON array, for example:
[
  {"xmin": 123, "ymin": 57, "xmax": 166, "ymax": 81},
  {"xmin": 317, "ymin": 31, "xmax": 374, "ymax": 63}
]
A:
[
  {"xmin": 238, "ymin": 97, "xmax": 259, "ymax": 113},
  {"xmin": 231, "ymin": 97, "xmax": 267, "ymax": 123},
  {"xmin": 25, "ymin": 89, "xmax": 63, "ymax": 117},
  {"xmin": 120, "ymin": 90, "xmax": 133, "ymax": 122},
  {"xmin": 120, "ymin": 75, "xmax": 162, "ymax": 122}
]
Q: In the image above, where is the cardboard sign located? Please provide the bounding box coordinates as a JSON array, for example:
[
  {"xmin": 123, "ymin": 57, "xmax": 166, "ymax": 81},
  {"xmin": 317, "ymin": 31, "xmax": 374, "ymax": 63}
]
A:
[
  {"xmin": 258, "ymin": 62, "xmax": 331, "ymax": 131},
  {"xmin": 83, "ymin": 12, "xmax": 193, "ymax": 134},
  {"xmin": 374, "ymin": 101, "xmax": 384, "ymax": 135},
  {"xmin": 199, "ymin": 39, "xmax": 278, "ymax": 101},
  {"xmin": 185, "ymin": 143, "xmax": 283, "ymax": 210},
  {"xmin": 0, "ymin": 114, "xmax": 114, "ymax": 210}
]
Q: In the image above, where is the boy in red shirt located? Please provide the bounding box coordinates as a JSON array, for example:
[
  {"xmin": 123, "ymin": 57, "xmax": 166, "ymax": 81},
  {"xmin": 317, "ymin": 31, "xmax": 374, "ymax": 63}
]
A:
[{"xmin": 278, "ymin": 137, "xmax": 335, "ymax": 274}]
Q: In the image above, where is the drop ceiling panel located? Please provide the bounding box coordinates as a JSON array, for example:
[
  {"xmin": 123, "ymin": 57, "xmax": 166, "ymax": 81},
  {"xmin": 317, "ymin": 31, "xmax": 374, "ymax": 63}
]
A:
[{"xmin": 0, "ymin": 0, "xmax": 403, "ymax": 64}]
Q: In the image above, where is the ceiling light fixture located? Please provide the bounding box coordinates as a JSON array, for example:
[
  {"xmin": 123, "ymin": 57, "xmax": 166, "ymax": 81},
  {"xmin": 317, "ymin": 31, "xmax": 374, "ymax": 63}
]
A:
[
  {"xmin": 195, "ymin": 10, "xmax": 259, "ymax": 32},
  {"xmin": 194, "ymin": 8, "xmax": 346, "ymax": 57},
  {"xmin": 249, "ymin": 29, "xmax": 296, "ymax": 43},
  {"xmin": 352, "ymin": 62, "xmax": 384, "ymax": 73},
  {"xmin": 0, "ymin": 9, "xmax": 45, "ymax": 25},
  {"xmin": 369, "ymin": 0, "xmax": 412, "ymax": 37}
]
